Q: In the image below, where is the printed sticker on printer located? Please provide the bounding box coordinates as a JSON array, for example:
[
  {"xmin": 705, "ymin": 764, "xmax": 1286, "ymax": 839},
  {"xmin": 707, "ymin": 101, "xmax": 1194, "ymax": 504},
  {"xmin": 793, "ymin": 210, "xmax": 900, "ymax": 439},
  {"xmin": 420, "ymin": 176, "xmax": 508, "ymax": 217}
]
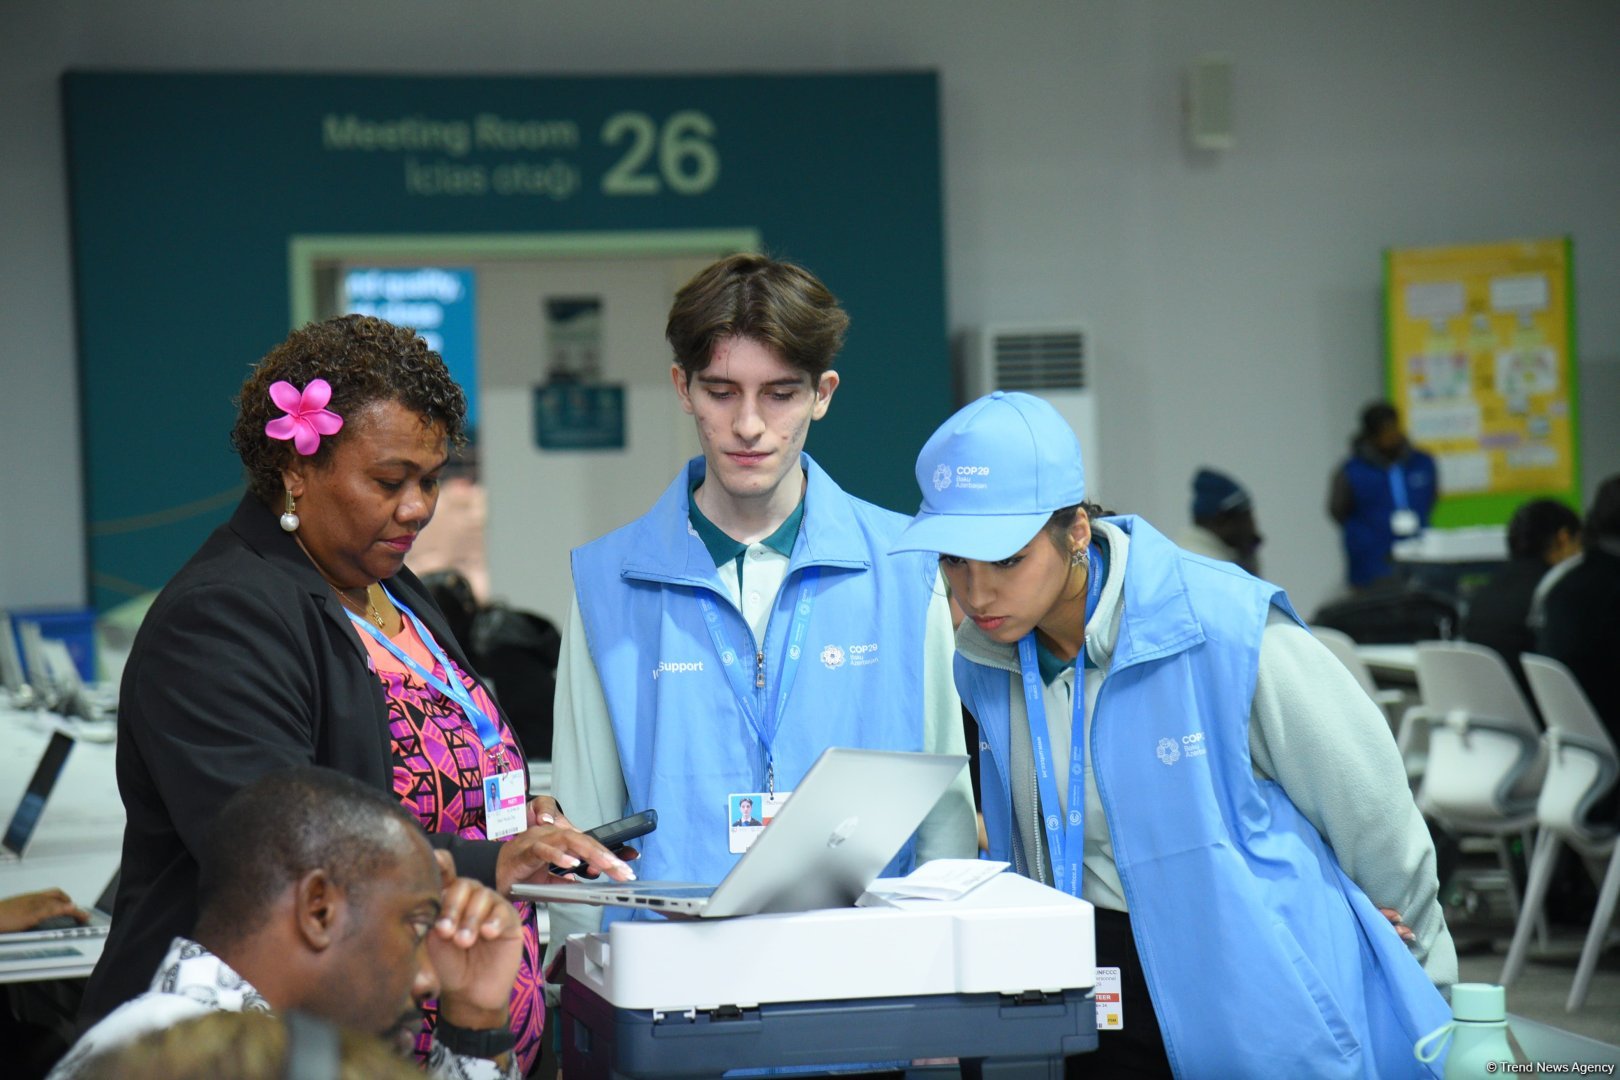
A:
[{"xmin": 1095, "ymin": 965, "xmax": 1123, "ymax": 1031}]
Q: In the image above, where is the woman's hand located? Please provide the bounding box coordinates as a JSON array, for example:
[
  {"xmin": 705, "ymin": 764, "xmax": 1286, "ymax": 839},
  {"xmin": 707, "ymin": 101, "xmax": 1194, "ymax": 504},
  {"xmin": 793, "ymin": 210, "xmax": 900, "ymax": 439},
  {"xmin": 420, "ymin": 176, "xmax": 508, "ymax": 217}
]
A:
[
  {"xmin": 494, "ymin": 822, "xmax": 636, "ymax": 896},
  {"xmin": 0, "ymin": 889, "xmax": 88, "ymax": 933},
  {"xmin": 1379, "ymin": 906, "xmax": 1417, "ymax": 946},
  {"xmin": 524, "ymin": 795, "xmax": 572, "ymax": 831}
]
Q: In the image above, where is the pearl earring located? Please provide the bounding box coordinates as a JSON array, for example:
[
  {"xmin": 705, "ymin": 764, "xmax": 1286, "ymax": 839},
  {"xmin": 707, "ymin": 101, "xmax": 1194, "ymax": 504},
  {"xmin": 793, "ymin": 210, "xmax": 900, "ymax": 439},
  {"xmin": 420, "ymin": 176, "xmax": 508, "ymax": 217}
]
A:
[{"xmin": 280, "ymin": 490, "xmax": 300, "ymax": 533}]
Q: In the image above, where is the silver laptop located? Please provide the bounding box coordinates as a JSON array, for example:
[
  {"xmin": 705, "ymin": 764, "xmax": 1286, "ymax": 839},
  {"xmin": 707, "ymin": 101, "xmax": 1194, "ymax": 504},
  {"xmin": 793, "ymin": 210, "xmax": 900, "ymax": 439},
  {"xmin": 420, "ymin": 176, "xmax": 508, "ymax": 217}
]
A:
[
  {"xmin": 1, "ymin": 869, "xmax": 119, "ymax": 942},
  {"xmin": 1, "ymin": 730, "xmax": 76, "ymax": 861},
  {"xmin": 0, "ymin": 870, "xmax": 119, "ymax": 979},
  {"xmin": 513, "ymin": 747, "xmax": 967, "ymax": 918}
]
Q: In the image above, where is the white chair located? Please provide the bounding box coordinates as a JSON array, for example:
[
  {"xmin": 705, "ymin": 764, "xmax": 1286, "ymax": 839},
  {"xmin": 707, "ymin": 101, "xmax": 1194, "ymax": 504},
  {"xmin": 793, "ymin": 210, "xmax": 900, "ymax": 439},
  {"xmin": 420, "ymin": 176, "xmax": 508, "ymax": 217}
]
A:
[
  {"xmin": 1500, "ymin": 654, "xmax": 1620, "ymax": 1011},
  {"xmin": 1412, "ymin": 641, "xmax": 1548, "ymax": 923}
]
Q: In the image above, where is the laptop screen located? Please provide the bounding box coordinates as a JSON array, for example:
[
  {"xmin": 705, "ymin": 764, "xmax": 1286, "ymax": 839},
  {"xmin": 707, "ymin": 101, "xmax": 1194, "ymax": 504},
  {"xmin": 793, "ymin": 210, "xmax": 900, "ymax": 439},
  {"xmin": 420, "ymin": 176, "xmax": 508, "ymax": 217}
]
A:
[{"xmin": 3, "ymin": 732, "xmax": 75, "ymax": 857}]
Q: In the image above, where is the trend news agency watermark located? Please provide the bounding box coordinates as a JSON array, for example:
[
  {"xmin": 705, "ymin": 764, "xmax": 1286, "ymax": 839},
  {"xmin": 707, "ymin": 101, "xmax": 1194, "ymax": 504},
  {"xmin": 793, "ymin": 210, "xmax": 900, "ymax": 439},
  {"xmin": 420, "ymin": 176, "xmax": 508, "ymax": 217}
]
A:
[{"xmin": 1485, "ymin": 1063, "xmax": 1616, "ymax": 1075}]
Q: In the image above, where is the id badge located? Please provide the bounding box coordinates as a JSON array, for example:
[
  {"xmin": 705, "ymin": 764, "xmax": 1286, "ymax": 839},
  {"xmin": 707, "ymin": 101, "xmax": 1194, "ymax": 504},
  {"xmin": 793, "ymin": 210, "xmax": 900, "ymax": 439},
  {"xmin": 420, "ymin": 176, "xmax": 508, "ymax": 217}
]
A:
[
  {"xmin": 1095, "ymin": 965, "xmax": 1123, "ymax": 1030},
  {"xmin": 483, "ymin": 768, "xmax": 527, "ymax": 841},
  {"xmin": 728, "ymin": 790, "xmax": 790, "ymax": 854},
  {"xmin": 1391, "ymin": 509, "xmax": 1420, "ymax": 537}
]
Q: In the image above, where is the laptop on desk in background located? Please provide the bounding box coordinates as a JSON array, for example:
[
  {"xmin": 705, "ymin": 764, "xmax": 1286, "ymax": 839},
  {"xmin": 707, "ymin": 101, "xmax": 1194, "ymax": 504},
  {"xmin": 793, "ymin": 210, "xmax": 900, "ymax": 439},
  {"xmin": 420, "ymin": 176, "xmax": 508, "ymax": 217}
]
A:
[
  {"xmin": 513, "ymin": 747, "xmax": 968, "ymax": 918},
  {"xmin": 0, "ymin": 869, "xmax": 120, "ymax": 980},
  {"xmin": 1, "ymin": 730, "xmax": 76, "ymax": 862}
]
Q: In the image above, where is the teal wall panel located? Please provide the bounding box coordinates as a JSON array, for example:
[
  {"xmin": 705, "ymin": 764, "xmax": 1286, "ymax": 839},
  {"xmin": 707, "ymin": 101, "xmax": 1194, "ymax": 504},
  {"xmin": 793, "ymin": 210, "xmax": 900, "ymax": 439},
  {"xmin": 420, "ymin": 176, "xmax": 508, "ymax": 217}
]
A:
[{"xmin": 62, "ymin": 72, "xmax": 947, "ymax": 608}]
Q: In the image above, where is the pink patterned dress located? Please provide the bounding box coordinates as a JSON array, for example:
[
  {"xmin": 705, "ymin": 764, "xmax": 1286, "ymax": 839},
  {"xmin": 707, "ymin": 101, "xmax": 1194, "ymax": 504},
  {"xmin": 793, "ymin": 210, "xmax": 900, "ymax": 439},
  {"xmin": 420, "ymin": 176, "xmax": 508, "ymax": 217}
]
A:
[{"xmin": 358, "ymin": 615, "xmax": 544, "ymax": 1074}]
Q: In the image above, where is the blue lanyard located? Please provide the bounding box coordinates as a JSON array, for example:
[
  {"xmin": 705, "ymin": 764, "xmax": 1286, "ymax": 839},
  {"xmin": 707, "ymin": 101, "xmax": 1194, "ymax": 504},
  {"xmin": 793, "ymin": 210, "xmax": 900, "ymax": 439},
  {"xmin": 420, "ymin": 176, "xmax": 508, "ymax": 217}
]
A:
[
  {"xmin": 1388, "ymin": 464, "xmax": 1410, "ymax": 511},
  {"xmin": 1016, "ymin": 544, "xmax": 1107, "ymax": 898},
  {"xmin": 345, "ymin": 586, "xmax": 508, "ymax": 764},
  {"xmin": 695, "ymin": 568, "xmax": 819, "ymax": 793}
]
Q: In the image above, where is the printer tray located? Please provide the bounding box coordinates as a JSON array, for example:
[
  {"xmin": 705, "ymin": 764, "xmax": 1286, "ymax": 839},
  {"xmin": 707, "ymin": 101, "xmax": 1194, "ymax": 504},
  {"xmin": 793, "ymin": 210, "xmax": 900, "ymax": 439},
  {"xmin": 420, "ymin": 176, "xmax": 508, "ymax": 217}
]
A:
[{"xmin": 561, "ymin": 977, "xmax": 1097, "ymax": 1079}]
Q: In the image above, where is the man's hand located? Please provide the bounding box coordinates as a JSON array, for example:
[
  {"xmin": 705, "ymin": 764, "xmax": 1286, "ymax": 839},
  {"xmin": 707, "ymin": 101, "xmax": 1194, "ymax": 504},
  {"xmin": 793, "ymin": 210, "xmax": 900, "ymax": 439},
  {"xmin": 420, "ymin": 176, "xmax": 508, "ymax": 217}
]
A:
[
  {"xmin": 429, "ymin": 852, "xmax": 524, "ymax": 1031},
  {"xmin": 0, "ymin": 889, "xmax": 88, "ymax": 933},
  {"xmin": 494, "ymin": 822, "xmax": 637, "ymax": 895}
]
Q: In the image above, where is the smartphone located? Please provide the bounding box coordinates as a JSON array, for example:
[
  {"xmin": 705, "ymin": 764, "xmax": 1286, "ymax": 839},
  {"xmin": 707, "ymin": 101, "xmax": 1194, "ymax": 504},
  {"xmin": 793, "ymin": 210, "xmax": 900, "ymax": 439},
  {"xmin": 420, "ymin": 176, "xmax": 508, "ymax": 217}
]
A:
[
  {"xmin": 549, "ymin": 810, "xmax": 657, "ymax": 878},
  {"xmin": 587, "ymin": 809, "xmax": 657, "ymax": 850}
]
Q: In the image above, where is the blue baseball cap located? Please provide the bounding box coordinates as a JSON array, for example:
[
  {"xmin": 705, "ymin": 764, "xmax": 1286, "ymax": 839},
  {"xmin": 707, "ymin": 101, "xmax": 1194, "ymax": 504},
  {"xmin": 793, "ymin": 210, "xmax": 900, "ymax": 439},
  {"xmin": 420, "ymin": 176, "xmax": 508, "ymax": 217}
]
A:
[{"xmin": 890, "ymin": 391, "xmax": 1086, "ymax": 561}]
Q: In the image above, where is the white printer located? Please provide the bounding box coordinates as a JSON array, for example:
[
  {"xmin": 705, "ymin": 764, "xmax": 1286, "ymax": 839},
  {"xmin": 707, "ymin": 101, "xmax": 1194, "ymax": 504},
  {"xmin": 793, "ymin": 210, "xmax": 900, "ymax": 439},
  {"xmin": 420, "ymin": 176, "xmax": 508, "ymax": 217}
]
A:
[{"xmin": 558, "ymin": 871, "xmax": 1098, "ymax": 1078}]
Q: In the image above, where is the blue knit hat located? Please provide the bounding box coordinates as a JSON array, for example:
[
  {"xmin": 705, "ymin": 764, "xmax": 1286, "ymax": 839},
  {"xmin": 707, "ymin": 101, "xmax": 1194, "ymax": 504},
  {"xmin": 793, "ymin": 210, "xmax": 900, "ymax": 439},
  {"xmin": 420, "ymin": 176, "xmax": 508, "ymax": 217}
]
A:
[
  {"xmin": 890, "ymin": 391, "xmax": 1086, "ymax": 561},
  {"xmin": 1191, "ymin": 468, "xmax": 1250, "ymax": 519}
]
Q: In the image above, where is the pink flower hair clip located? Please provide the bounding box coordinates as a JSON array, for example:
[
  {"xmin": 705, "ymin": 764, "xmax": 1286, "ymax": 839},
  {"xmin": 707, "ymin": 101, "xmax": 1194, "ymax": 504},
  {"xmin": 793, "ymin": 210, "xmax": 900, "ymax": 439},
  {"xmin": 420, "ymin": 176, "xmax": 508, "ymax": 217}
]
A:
[{"xmin": 265, "ymin": 379, "xmax": 344, "ymax": 455}]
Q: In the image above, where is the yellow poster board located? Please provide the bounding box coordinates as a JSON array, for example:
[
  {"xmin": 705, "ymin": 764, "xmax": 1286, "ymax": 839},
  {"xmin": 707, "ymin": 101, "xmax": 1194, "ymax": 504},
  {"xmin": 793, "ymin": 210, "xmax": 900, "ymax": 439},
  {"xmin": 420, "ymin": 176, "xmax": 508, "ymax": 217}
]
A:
[{"xmin": 1384, "ymin": 237, "xmax": 1579, "ymax": 527}]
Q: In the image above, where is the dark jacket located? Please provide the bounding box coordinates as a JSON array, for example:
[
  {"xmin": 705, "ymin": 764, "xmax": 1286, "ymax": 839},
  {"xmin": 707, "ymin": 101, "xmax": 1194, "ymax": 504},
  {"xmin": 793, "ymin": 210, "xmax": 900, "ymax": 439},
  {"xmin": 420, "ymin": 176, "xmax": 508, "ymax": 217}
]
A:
[
  {"xmin": 80, "ymin": 496, "xmax": 523, "ymax": 1023},
  {"xmin": 1538, "ymin": 544, "xmax": 1620, "ymax": 748},
  {"xmin": 1461, "ymin": 558, "xmax": 1547, "ymax": 697}
]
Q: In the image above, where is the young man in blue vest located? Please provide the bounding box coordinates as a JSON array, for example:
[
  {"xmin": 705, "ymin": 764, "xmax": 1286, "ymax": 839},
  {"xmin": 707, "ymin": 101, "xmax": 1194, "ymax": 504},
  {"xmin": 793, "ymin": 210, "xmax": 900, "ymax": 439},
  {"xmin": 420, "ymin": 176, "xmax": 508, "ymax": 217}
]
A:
[{"xmin": 549, "ymin": 254, "xmax": 977, "ymax": 951}]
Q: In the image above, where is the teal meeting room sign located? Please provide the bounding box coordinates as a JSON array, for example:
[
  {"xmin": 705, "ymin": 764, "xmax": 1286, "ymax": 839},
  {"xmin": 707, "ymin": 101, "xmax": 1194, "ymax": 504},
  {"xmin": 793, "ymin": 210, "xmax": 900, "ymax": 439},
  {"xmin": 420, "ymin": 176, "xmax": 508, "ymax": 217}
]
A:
[{"xmin": 62, "ymin": 71, "xmax": 947, "ymax": 609}]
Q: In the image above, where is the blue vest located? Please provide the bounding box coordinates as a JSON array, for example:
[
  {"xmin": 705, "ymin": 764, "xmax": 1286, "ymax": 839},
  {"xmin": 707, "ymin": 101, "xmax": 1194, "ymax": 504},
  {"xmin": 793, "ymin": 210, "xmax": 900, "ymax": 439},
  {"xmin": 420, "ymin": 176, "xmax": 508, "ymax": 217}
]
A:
[
  {"xmin": 1342, "ymin": 448, "xmax": 1439, "ymax": 586},
  {"xmin": 572, "ymin": 453, "xmax": 939, "ymax": 896},
  {"xmin": 959, "ymin": 517, "xmax": 1448, "ymax": 1079}
]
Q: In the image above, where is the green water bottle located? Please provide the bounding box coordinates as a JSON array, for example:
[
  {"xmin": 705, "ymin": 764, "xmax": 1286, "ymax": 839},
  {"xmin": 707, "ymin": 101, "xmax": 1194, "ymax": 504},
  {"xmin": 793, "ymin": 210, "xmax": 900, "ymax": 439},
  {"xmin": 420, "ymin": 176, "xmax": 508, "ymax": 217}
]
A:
[{"xmin": 1414, "ymin": 983, "xmax": 1515, "ymax": 1078}]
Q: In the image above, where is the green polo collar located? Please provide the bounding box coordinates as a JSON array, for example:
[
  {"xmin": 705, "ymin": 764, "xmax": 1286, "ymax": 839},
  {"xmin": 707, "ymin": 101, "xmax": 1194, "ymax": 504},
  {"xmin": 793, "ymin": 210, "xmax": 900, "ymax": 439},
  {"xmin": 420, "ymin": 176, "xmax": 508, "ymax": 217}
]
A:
[{"xmin": 688, "ymin": 478, "xmax": 805, "ymax": 570}]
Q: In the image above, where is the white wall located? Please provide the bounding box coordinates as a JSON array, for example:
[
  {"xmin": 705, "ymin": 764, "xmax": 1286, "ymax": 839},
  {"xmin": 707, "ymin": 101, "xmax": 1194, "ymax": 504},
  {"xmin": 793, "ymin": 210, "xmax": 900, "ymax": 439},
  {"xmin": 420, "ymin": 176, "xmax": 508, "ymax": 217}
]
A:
[{"xmin": 4, "ymin": 1, "xmax": 1618, "ymax": 616}]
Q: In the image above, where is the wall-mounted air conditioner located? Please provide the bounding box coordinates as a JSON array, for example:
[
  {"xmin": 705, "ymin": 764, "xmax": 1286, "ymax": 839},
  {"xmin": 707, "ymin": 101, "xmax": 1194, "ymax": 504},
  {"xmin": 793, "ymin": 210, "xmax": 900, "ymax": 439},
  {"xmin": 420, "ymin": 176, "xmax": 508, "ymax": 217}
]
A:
[{"xmin": 956, "ymin": 324, "xmax": 1097, "ymax": 493}]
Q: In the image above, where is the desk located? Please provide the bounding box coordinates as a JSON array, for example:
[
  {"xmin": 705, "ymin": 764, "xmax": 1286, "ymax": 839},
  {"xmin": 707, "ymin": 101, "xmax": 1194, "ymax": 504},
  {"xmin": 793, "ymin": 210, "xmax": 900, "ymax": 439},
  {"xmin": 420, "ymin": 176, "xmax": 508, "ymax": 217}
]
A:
[
  {"xmin": 0, "ymin": 707, "xmax": 123, "ymax": 983},
  {"xmin": 1358, "ymin": 643, "xmax": 1419, "ymax": 686}
]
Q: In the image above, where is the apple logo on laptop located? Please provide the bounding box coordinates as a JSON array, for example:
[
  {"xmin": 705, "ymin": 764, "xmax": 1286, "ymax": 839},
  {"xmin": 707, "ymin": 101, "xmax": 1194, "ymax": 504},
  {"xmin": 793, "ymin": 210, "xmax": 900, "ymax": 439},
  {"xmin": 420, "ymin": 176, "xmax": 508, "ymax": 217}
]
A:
[{"xmin": 827, "ymin": 817, "xmax": 859, "ymax": 848}]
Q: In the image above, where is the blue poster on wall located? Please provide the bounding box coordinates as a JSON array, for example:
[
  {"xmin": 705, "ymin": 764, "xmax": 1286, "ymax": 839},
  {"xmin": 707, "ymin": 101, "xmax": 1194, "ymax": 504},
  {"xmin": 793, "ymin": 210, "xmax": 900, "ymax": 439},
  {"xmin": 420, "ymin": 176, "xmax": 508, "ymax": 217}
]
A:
[
  {"xmin": 344, "ymin": 267, "xmax": 479, "ymax": 438},
  {"xmin": 62, "ymin": 71, "xmax": 947, "ymax": 608}
]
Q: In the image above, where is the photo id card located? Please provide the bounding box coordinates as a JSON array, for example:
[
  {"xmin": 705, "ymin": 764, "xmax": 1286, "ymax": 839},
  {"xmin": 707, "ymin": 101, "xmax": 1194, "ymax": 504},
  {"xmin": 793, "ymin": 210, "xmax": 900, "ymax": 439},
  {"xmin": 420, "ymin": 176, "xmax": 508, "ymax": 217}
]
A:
[
  {"xmin": 727, "ymin": 790, "xmax": 789, "ymax": 854},
  {"xmin": 484, "ymin": 768, "xmax": 527, "ymax": 841},
  {"xmin": 1095, "ymin": 966, "xmax": 1123, "ymax": 1031}
]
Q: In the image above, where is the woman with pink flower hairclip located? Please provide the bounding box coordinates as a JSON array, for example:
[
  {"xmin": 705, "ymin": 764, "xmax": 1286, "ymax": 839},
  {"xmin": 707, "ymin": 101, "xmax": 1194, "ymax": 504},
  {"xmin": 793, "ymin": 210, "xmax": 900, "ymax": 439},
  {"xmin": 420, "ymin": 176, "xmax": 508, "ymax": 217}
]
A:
[{"xmin": 80, "ymin": 314, "xmax": 634, "ymax": 1074}]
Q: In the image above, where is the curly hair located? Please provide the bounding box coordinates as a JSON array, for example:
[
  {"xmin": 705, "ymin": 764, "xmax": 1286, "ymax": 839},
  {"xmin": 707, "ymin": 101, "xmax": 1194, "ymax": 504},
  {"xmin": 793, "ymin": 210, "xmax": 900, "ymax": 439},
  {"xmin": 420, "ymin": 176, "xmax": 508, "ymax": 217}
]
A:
[{"xmin": 231, "ymin": 315, "xmax": 467, "ymax": 505}]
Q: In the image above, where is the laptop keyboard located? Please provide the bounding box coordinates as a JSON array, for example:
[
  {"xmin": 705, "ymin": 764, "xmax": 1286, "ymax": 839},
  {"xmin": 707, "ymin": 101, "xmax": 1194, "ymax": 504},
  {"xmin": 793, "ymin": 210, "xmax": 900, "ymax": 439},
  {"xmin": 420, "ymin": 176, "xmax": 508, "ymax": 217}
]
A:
[{"xmin": 0, "ymin": 945, "xmax": 84, "ymax": 961}]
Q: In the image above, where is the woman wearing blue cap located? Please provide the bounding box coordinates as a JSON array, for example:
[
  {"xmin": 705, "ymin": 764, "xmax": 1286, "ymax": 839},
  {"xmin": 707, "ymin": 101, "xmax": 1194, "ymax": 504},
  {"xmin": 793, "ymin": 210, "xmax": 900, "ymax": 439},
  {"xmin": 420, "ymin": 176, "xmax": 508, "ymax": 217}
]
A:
[{"xmin": 892, "ymin": 392, "xmax": 1456, "ymax": 1078}]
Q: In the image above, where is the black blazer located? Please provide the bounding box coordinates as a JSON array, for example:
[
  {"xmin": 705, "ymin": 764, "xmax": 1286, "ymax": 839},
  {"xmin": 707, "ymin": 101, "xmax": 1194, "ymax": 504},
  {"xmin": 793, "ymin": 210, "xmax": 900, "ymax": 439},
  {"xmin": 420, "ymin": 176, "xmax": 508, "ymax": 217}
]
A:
[{"xmin": 80, "ymin": 495, "xmax": 524, "ymax": 1022}]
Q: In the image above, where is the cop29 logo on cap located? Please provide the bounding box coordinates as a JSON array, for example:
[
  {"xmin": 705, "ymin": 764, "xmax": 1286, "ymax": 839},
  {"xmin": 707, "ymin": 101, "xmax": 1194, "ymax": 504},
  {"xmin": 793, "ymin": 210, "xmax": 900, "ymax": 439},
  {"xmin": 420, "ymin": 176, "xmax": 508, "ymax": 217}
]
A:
[{"xmin": 931, "ymin": 463, "xmax": 952, "ymax": 492}]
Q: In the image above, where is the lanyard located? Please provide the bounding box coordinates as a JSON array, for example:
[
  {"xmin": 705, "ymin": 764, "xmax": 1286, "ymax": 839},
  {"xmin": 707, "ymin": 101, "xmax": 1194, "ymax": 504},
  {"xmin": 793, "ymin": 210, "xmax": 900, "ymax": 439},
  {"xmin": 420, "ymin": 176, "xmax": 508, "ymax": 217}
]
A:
[
  {"xmin": 695, "ymin": 567, "xmax": 820, "ymax": 794},
  {"xmin": 1016, "ymin": 544, "xmax": 1107, "ymax": 899},
  {"xmin": 345, "ymin": 586, "xmax": 508, "ymax": 765},
  {"xmin": 1387, "ymin": 464, "xmax": 1410, "ymax": 511}
]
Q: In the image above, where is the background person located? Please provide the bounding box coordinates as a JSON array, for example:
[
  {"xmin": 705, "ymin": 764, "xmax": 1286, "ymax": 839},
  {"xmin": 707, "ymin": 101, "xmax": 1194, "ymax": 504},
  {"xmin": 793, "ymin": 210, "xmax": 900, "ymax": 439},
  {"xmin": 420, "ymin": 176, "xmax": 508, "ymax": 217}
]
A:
[
  {"xmin": 54, "ymin": 768, "xmax": 525, "ymax": 1080},
  {"xmin": 1175, "ymin": 467, "xmax": 1263, "ymax": 575},
  {"xmin": 551, "ymin": 254, "xmax": 976, "ymax": 954},
  {"xmin": 1460, "ymin": 497, "xmax": 1581, "ymax": 692},
  {"xmin": 76, "ymin": 1012, "xmax": 421, "ymax": 1080},
  {"xmin": 1328, "ymin": 401, "xmax": 1439, "ymax": 588},
  {"xmin": 1537, "ymin": 473, "xmax": 1620, "ymax": 816},
  {"xmin": 0, "ymin": 890, "xmax": 88, "ymax": 934},
  {"xmin": 892, "ymin": 391, "xmax": 1454, "ymax": 1078},
  {"xmin": 79, "ymin": 315, "xmax": 631, "ymax": 1073}
]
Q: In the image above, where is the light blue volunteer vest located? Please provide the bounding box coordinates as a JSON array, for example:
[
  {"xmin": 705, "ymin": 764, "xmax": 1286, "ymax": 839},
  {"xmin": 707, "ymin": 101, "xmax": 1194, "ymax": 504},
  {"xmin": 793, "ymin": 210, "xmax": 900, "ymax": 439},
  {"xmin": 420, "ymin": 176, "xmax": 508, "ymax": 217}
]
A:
[
  {"xmin": 572, "ymin": 453, "xmax": 940, "ymax": 906},
  {"xmin": 959, "ymin": 516, "xmax": 1449, "ymax": 1079}
]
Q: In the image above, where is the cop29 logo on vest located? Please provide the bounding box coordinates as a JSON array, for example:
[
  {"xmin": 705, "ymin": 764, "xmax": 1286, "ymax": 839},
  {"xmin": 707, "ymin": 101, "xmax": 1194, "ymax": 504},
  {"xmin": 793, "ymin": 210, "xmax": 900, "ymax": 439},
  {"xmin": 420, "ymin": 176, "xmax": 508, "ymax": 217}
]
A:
[
  {"xmin": 1156, "ymin": 737, "xmax": 1181, "ymax": 765},
  {"xmin": 935, "ymin": 464, "xmax": 991, "ymax": 492},
  {"xmin": 932, "ymin": 463, "xmax": 952, "ymax": 492},
  {"xmin": 820, "ymin": 644, "xmax": 845, "ymax": 669}
]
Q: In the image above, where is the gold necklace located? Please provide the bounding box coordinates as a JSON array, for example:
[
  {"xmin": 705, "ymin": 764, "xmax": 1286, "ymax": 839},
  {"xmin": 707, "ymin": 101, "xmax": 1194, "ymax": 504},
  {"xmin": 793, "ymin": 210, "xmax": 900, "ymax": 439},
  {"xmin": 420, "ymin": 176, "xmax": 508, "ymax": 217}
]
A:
[{"xmin": 337, "ymin": 585, "xmax": 385, "ymax": 629}]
